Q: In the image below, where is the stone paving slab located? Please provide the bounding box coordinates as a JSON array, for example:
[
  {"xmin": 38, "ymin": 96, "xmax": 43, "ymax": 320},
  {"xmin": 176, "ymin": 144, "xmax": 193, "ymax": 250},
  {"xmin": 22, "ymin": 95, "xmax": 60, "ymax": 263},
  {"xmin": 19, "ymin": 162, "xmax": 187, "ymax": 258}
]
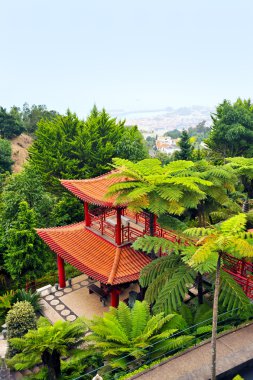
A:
[
  {"xmin": 0, "ymin": 339, "xmax": 8, "ymax": 358},
  {"xmin": 41, "ymin": 274, "xmax": 141, "ymax": 323},
  {"xmin": 132, "ymin": 323, "xmax": 253, "ymax": 380}
]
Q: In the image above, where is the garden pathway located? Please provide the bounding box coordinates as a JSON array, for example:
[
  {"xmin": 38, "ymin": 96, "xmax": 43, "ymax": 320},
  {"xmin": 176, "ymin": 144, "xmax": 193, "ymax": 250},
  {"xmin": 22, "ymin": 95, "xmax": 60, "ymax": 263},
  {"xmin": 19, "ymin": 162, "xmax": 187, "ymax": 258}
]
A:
[{"xmin": 132, "ymin": 322, "xmax": 253, "ymax": 380}]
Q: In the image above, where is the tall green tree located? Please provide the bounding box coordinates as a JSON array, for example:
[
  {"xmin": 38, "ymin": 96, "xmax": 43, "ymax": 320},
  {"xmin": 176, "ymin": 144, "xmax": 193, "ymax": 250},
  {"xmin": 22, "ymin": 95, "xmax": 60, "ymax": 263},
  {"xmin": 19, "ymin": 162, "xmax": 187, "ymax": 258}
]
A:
[
  {"xmin": 0, "ymin": 107, "xmax": 24, "ymax": 139},
  {"xmin": 0, "ymin": 138, "xmax": 13, "ymax": 173},
  {"xmin": 8, "ymin": 317, "xmax": 86, "ymax": 380},
  {"xmin": 4, "ymin": 201, "xmax": 51, "ymax": 286},
  {"xmin": 175, "ymin": 130, "xmax": 193, "ymax": 160},
  {"xmin": 22, "ymin": 102, "xmax": 58, "ymax": 134},
  {"xmin": 184, "ymin": 214, "xmax": 253, "ymax": 380},
  {"xmin": 0, "ymin": 165, "xmax": 54, "ymax": 227},
  {"xmin": 29, "ymin": 107, "xmax": 148, "ymax": 192},
  {"xmin": 206, "ymin": 98, "xmax": 253, "ymax": 158}
]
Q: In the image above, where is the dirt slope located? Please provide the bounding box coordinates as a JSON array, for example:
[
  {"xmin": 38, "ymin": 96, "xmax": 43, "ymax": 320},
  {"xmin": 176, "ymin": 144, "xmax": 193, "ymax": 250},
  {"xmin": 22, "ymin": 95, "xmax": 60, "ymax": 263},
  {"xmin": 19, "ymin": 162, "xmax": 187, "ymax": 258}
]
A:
[{"xmin": 11, "ymin": 134, "xmax": 33, "ymax": 173}]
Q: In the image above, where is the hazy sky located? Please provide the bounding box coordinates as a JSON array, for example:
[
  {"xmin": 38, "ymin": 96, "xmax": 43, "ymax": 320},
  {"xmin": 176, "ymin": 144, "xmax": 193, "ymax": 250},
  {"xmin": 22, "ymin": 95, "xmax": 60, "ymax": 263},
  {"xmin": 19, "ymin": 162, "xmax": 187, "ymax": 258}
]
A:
[{"xmin": 1, "ymin": 0, "xmax": 252, "ymax": 117}]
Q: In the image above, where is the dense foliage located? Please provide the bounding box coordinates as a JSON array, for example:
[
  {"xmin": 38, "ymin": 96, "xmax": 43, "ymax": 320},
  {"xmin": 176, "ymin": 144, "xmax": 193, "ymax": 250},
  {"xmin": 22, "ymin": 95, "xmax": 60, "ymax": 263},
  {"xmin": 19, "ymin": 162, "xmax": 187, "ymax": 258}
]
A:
[
  {"xmin": 206, "ymin": 98, "xmax": 253, "ymax": 158},
  {"xmin": 4, "ymin": 201, "xmax": 51, "ymax": 286},
  {"xmin": 0, "ymin": 107, "xmax": 24, "ymax": 139},
  {"xmin": 0, "ymin": 138, "xmax": 12, "ymax": 173},
  {"xmin": 29, "ymin": 107, "xmax": 148, "ymax": 192}
]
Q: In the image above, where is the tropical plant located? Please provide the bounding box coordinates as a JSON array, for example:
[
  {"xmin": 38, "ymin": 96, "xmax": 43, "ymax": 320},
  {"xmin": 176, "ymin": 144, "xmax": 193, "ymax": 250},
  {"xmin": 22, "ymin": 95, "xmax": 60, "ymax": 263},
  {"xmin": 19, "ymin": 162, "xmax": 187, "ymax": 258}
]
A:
[
  {"xmin": 133, "ymin": 234, "xmax": 251, "ymax": 317},
  {"xmin": 183, "ymin": 213, "xmax": 253, "ymax": 380},
  {"xmin": 85, "ymin": 301, "xmax": 193, "ymax": 370},
  {"xmin": 226, "ymin": 157, "xmax": 253, "ymax": 199},
  {"xmin": 0, "ymin": 290, "xmax": 15, "ymax": 322},
  {"xmin": 12, "ymin": 289, "xmax": 43, "ymax": 313},
  {"xmin": 135, "ymin": 249, "xmax": 196, "ymax": 314},
  {"xmin": 7, "ymin": 317, "xmax": 87, "ymax": 380},
  {"xmin": 107, "ymin": 158, "xmax": 212, "ymax": 216}
]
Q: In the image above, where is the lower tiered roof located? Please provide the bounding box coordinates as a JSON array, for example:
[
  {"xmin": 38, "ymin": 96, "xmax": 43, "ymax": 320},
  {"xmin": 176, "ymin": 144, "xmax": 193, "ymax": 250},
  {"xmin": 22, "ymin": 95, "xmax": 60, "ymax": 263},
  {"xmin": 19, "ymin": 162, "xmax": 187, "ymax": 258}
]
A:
[{"xmin": 37, "ymin": 222, "xmax": 151, "ymax": 285}]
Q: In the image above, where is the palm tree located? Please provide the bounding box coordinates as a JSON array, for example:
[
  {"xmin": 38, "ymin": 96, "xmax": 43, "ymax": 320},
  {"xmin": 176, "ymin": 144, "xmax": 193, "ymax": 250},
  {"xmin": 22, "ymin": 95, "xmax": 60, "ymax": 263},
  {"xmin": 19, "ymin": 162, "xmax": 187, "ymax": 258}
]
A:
[
  {"xmin": 7, "ymin": 317, "xmax": 86, "ymax": 380},
  {"xmin": 85, "ymin": 301, "xmax": 193, "ymax": 370},
  {"xmin": 184, "ymin": 213, "xmax": 253, "ymax": 380}
]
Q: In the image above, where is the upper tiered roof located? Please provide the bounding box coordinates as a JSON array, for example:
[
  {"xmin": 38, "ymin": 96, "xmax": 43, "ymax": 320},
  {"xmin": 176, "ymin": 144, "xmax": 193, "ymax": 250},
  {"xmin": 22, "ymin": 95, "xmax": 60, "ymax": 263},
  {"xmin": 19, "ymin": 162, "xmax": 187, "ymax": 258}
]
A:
[
  {"xmin": 37, "ymin": 222, "xmax": 151, "ymax": 285},
  {"xmin": 61, "ymin": 171, "xmax": 127, "ymax": 208}
]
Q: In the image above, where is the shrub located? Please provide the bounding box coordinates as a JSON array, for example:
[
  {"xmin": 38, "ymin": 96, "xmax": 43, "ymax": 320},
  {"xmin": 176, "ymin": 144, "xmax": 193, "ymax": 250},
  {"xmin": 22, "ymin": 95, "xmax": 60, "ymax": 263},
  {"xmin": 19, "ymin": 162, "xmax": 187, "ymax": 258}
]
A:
[{"xmin": 6, "ymin": 301, "xmax": 37, "ymax": 357}]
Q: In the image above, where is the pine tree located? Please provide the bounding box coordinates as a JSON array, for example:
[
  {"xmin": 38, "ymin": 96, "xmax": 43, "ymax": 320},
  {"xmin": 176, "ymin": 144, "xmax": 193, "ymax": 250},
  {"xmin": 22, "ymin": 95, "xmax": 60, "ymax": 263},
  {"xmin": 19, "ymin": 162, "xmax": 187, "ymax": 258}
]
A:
[{"xmin": 175, "ymin": 130, "xmax": 193, "ymax": 160}]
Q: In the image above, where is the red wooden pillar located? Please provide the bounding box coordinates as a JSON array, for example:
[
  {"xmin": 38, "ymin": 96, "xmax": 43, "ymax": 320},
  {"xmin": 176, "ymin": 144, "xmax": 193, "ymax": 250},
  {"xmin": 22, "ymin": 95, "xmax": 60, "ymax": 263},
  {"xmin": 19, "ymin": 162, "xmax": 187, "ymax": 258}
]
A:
[
  {"xmin": 153, "ymin": 214, "xmax": 157, "ymax": 235},
  {"xmin": 84, "ymin": 201, "xmax": 91, "ymax": 227},
  {"xmin": 57, "ymin": 255, "xmax": 66, "ymax": 288},
  {"xmin": 116, "ymin": 208, "xmax": 122, "ymax": 245},
  {"xmin": 111, "ymin": 288, "xmax": 120, "ymax": 307}
]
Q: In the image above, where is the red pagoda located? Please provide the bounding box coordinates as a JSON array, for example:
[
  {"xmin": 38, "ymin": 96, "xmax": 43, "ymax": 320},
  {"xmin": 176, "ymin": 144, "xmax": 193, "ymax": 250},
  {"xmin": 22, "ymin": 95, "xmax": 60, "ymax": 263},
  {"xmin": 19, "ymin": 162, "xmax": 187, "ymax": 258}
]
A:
[{"xmin": 37, "ymin": 171, "xmax": 154, "ymax": 307}]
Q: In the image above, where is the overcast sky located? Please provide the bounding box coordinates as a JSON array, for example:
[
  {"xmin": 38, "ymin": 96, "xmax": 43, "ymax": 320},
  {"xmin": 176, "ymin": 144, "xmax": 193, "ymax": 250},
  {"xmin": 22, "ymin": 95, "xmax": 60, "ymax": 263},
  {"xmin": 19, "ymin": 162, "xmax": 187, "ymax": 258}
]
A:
[{"xmin": 1, "ymin": 0, "xmax": 252, "ymax": 117}]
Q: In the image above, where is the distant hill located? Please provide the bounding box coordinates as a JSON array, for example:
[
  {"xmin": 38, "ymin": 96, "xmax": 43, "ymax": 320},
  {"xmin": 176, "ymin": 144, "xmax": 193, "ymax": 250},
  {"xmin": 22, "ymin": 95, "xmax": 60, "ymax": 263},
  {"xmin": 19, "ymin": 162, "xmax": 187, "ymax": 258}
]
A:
[
  {"xmin": 113, "ymin": 106, "xmax": 214, "ymax": 135},
  {"xmin": 11, "ymin": 134, "xmax": 33, "ymax": 173}
]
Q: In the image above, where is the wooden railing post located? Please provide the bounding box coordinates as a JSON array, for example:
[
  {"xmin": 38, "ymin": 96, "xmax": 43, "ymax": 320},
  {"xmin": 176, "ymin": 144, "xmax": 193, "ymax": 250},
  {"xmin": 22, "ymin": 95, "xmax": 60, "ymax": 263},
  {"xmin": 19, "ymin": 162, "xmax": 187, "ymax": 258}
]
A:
[
  {"xmin": 84, "ymin": 202, "xmax": 91, "ymax": 227},
  {"xmin": 116, "ymin": 208, "xmax": 122, "ymax": 245}
]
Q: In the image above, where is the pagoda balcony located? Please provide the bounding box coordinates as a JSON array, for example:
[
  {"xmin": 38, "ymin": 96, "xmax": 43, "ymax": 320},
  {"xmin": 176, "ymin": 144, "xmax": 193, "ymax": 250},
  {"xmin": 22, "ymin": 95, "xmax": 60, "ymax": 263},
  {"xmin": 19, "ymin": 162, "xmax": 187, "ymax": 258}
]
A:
[
  {"xmin": 88, "ymin": 209, "xmax": 145, "ymax": 245},
  {"xmin": 87, "ymin": 208, "xmax": 180, "ymax": 246}
]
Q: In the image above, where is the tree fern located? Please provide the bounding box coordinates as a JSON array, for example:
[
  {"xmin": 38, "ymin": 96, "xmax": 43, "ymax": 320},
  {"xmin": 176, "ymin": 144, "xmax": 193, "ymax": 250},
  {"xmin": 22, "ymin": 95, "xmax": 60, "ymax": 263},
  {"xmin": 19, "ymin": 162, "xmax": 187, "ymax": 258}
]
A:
[{"xmin": 86, "ymin": 301, "xmax": 192, "ymax": 369}]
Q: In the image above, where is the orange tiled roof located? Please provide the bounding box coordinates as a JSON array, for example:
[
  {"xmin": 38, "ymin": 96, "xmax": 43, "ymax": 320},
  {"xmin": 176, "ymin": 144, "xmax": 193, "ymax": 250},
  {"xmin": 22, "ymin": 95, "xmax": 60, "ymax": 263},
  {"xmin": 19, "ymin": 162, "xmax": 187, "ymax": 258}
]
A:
[
  {"xmin": 61, "ymin": 171, "xmax": 128, "ymax": 208},
  {"xmin": 37, "ymin": 222, "xmax": 151, "ymax": 285}
]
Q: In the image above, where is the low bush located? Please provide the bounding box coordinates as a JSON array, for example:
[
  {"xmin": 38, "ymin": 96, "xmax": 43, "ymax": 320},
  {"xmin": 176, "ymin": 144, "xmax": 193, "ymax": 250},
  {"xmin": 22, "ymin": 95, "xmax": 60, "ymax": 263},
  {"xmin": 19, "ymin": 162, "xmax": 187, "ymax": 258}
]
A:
[{"xmin": 6, "ymin": 301, "xmax": 37, "ymax": 357}]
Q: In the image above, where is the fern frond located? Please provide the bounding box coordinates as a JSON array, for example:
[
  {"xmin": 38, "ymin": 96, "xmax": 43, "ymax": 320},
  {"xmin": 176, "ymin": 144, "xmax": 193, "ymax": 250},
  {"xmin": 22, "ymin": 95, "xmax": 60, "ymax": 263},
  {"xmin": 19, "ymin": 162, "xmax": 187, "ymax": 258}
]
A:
[
  {"xmin": 220, "ymin": 213, "xmax": 247, "ymax": 235},
  {"xmin": 134, "ymin": 236, "xmax": 179, "ymax": 256},
  {"xmin": 117, "ymin": 302, "xmax": 132, "ymax": 340},
  {"xmin": 184, "ymin": 227, "xmax": 214, "ymax": 237},
  {"xmin": 130, "ymin": 301, "xmax": 150, "ymax": 340},
  {"xmin": 144, "ymin": 268, "xmax": 176, "ymax": 304},
  {"xmin": 220, "ymin": 270, "xmax": 251, "ymax": 311},
  {"xmin": 153, "ymin": 266, "xmax": 196, "ymax": 314},
  {"xmin": 195, "ymin": 325, "xmax": 212, "ymax": 336},
  {"xmin": 151, "ymin": 335, "xmax": 194, "ymax": 359}
]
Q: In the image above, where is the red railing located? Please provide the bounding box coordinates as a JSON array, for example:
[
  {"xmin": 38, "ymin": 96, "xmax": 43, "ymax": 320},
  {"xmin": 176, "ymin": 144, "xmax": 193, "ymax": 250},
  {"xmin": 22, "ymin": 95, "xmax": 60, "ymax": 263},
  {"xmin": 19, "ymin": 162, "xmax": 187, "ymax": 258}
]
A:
[
  {"xmin": 121, "ymin": 225, "xmax": 145, "ymax": 243},
  {"xmin": 90, "ymin": 212, "xmax": 116, "ymax": 239},
  {"xmin": 223, "ymin": 254, "xmax": 253, "ymax": 300}
]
